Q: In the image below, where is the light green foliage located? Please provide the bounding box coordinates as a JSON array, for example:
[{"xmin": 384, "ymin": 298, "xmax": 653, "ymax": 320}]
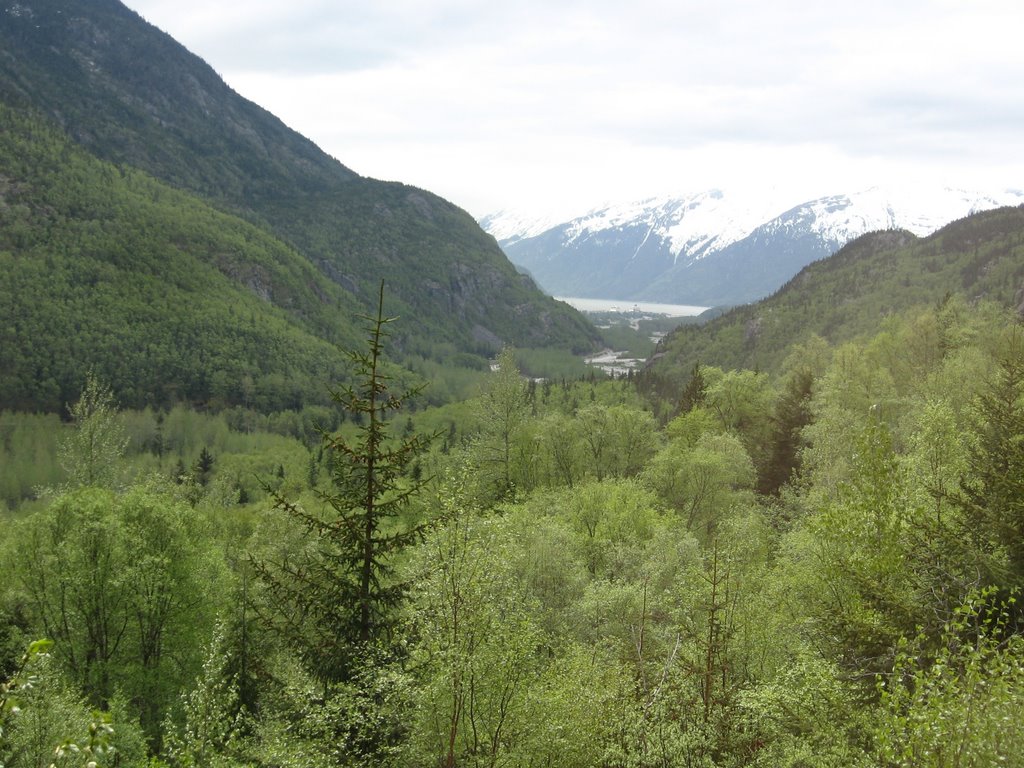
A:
[
  {"xmin": 894, "ymin": 398, "xmax": 982, "ymax": 635},
  {"xmin": 4, "ymin": 254, "xmax": 1024, "ymax": 767},
  {"xmin": 901, "ymin": 398, "xmax": 972, "ymax": 529},
  {"xmin": 664, "ymin": 406, "xmax": 718, "ymax": 448},
  {"xmin": 576, "ymin": 404, "xmax": 660, "ymax": 482},
  {"xmin": 408, "ymin": 471, "xmax": 542, "ymax": 767},
  {"xmin": 1, "ymin": 640, "xmax": 53, "ymax": 765},
  {"xmin": 0, "ymin": 648, "xmax": 129, "ymax": 768},
  {"xmin": 778, "ymin": 333, "xmax": 833, "ymax": 381},
  {"xmin": 58, "ymin": 375, "xmax": 127, "ymax": 491},
  {"xmin": 703, "ymin": 368, "xmax": 773, "ymax": 436},
  {"xmin": 534, "ymin": 411, "xmax": 586, "ymax": 488},
  {"xmin": 737, "ymin": 651, "xmax": 874, "ymax": 767},
  {"xmin": 877, "ymin": 590, "xmax": 1024, "ymax": 767},
  {"xmin": 643, "ymin": 432, "xmax": 754, "ymax": 536},
  {"xmin": 803, "ymin": 420, "xmax": 916, "ymax": 679},
  {"xmin": 0, "ymin": 414, "xmax": 63, "ymax": 510},
  {"xmin": 471, "ymin": 347, "xmax": 531, "ymax": 500},
  {"xmin": 555, "ymin": 479, "xmax": 666, "ymax": 579},
  {"xmin": 9, "ymin": 487, "xmax": 222, "ymax": 743},
  {"xmin": 163, "ymin": 622, "xmax": 246, "ymax": 768},
  {"xmin": 516, "ymin": 643, "xmax": 629, "ymax": 768},
  {"xmin": 817, "ymin": 342, "xmax": 899, "ymax": 418}
]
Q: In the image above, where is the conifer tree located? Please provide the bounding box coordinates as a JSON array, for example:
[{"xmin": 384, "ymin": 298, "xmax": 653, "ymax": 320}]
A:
[
  {"xmin": 757, "ymin": 368, "xmax": 814, "ymax": 497},
  {"xmin": 678, "ymin": 362, "xmax": 707, "ymax": 415},
  {"xmin": 958, "ymin": 329, "xmax": 1024, "ymax": 586},
  {"xmin": 254, "ymin": 282, "xmax": 434, "ymax": 682}
]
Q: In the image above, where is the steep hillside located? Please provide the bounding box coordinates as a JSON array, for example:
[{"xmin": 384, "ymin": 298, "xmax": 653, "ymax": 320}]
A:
[
  {"xmin": 642, "ymin": 205, "xmax": 1024, "ymax": 393},
  {"xmin": 0, "ymin": 105, "xmax": 362, "ymax": 412},
  {"xmin": 0, "ymin": 0, "xmax": 599, "ymax": 359}
]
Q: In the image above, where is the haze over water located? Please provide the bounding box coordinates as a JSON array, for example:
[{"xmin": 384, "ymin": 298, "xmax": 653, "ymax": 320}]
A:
[{"xmin": 556, "ymin": 297, "xmax": 709, "ymax": 317}]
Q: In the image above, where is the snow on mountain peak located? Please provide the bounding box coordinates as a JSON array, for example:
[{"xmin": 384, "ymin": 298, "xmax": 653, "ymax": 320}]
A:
[
  {"xmin": 478, "ymin": 209, "xmax": 567, "ymax": 244},
  {"xmin": 553, "ymin": 189, "xmax": 792, "ymax": 262},
  {"xmin": 799, "ymin": 186, "xmax": 1024, "ymax": 244},
  {"xmin": 480, "ymin": 185, "xmax": 1024, "ymax": 278},
  {"xmin": 480, "ymin": 185, "xmax": 1024, "ymax": 306}
]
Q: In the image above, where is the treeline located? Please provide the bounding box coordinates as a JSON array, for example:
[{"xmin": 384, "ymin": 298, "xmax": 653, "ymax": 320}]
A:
[{"xmin": 3, "ymin": 295, "xmax": 1024, "ymax": 766}]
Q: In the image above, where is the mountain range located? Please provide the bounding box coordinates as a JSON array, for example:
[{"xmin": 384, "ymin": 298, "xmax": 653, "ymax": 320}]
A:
[
  {"xmin": 640, "ymin": 203, "xmax": 1024, "ymax": 402},
  {"xmin": 483, "ymin": 187, "xmax": 1024, "ymax": 306},
  {"xmin": 0, "ymin": 0, "xmax": 599, "ymax": 411}
]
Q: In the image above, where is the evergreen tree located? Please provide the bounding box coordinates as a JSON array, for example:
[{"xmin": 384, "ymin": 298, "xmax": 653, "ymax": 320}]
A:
[
  {"xmin": 194, "ymin": 446, "xmax": 215, "ymax": 487},
  {"xmin": 757, "ymin": 368, "xmax": 814, "ymax": 497},
  {"xmin": 678, "ymin": 362, "xmax": 707, "ymax": 415},
  {"xmin": 958, "ymin": 329, "xmax": 1024, "ymax": 586},
  {"xmin": 254, "ymin": 282, "xmax": 435, "ymax": 682}
]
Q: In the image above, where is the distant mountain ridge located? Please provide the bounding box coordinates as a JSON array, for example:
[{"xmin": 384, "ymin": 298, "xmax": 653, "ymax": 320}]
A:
[
  {"xmin": 641, "ymin": 204, "xmax": 1024, "ymax": 393},
  {"xmin": 483, "ymin": 187, "xmax": 1024, "ymax": 306}
]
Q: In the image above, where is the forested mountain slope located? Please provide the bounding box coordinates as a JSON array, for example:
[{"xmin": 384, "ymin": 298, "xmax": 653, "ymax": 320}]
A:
[
  {"xmin": 0, "ymin": 0, "xmax": 599, "ymax": 366},
  {"xmin": 0, "ymin": 105, "xmax": 363, "ymax": 412},
  {"xmin": 644, "ymin": 205, "xmax": 1024, "ymax": 396}
]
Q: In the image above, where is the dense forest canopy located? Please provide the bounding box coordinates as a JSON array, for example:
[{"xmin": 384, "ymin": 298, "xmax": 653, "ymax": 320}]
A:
[{"xmin": 5, "ymin": 279, "xmax": 1024, "ymax": 766}]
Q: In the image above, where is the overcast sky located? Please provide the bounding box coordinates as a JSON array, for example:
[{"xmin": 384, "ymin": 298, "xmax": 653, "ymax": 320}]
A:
[{"xmin": 124, "ymin": 0, "xmax": 1024, "ymax": 221}]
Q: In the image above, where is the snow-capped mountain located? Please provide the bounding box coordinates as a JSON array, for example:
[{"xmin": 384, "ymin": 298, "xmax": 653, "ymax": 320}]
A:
[
  {"xmin": 477, "ymin": 209, "xmax": 566, "ymax": 246},
  {"xmin": 484, "ymin": 186, "xmax": 1024, "ymax": 306}
]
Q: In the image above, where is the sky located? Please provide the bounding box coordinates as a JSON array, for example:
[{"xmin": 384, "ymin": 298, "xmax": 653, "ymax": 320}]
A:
[{"xmin": 124, "ymin": 0, "xmax": 1024, "ymax": 222}]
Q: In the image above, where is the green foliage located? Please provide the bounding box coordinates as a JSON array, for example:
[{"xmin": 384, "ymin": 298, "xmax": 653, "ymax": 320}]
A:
[
  {"xmin": 3, "ymin": 212, "xmax": 1024, "ymax": 767},
  {"xmin": 737, "ymin": 652, "xmax": 874, "ymax": 767},
  {"xmin": 956, "ymin": 326, "xmax": 1024, "ymax": 585},
  {"xmin": 877, "ymin": 590, "xmax": 1024, "ymax": 767},
  {"xmin": 0, "ymin": 0, "xmax": 602, "ymax": 397},
  {"xmin": 163, "ymin": 622, "xmax": 245, "ymax": 768},
  {"xmin": 0, "ymin": 645, "xmax": 139, "ymax": 768},
  {"xmin": 407, "ymin": 471, "xmax": 542, "ymax": 767},
  {"xmin": 0, "ymin": 105, "xmax": 359, "ymax": 414},
  {"xmin": 643, "ymin": 430, "xmax": 755, "ymax": 536},
  {"xmin": 0, "ymin": 413, "xmax": 63, "ymax": 509},
  {"xmin": 470, "ymin": 347, "xmax": 531, "ymax": 500},
  {"xmin": 513, "ymin": 346, "xmax": 595, "ymax": 380},
  {"xmin": 757, "ymin": 367, "xmax": 814, "ymax": 496},
  {"xmin": 58, "ymin": 374, "xmax": 127, "ymax": 490},
  {"xmin": 8, "ymin": 486, "xmax": 223, "ymax": 745},
  {"xmin": 0, "ymin": 94, "xmax": 599, "ymax": 414}
]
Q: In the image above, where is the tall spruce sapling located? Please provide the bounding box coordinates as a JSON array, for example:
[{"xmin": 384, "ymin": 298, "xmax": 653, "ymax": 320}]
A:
[{"xmin": 254, "ymin": 282, "xmax": 436, "ymax": 682}]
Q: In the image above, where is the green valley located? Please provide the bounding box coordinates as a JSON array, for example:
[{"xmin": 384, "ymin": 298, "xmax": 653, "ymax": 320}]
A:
[{"xmin": 3, "ymin": 1, "xmax": 1024, "ymax": 766}]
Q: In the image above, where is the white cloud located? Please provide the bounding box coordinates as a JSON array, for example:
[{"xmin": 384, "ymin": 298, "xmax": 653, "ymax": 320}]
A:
[{"xmin": 126, "ymin": 0, "xmax": 1024, "ymax": 219}]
